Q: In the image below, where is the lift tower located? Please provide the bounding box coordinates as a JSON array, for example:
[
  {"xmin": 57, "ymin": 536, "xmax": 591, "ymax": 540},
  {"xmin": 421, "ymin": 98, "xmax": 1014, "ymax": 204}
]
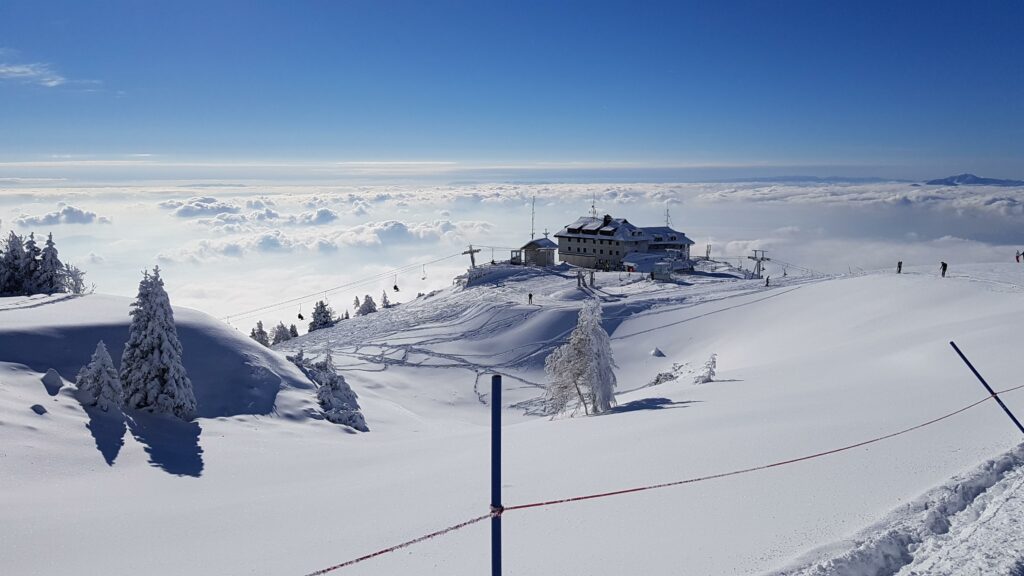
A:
[{"xmin": 747, "ymin": 250, "xmax": 770, "ymax": 279}]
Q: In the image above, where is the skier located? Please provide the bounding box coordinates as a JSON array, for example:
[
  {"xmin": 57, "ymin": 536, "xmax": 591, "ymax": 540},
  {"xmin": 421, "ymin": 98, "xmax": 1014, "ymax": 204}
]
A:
[
  {"xmin": 1016, "ymin": 250, "xmax": 1021, "ymax": 263},
  {"xmin": 764, "ymin": 275, "xmax": 770, "ymax": 287},
  {"xmin": 897, "ymin": 261, "xmax": 902, "ymax": 274},
  {"xmin": 940, "ymin": 261, "xmax": 948, "ymax": 278},
  {"xmin": 528, "ymin": 292, "xmax": 533, "ymax": 305}
]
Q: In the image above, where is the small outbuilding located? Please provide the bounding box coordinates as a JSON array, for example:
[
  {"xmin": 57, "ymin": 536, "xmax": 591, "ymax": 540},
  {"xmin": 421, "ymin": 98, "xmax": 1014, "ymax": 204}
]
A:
[{"xmin": 511, "ymin": 237, "xmax": 558, "ymax": 267}]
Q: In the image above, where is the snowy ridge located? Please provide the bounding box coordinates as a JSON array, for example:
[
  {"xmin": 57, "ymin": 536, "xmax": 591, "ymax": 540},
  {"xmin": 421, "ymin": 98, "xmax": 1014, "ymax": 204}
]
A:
[{"xmin": 774, "ymin": 442, "xmax": 1024, "ymax": 576}]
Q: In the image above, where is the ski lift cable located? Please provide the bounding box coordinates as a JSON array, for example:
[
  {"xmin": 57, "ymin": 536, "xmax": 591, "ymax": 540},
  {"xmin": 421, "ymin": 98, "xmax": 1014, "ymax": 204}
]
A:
[{"xmin": 222, "ymin": 252, "xmax": 462, "ymax": 322}]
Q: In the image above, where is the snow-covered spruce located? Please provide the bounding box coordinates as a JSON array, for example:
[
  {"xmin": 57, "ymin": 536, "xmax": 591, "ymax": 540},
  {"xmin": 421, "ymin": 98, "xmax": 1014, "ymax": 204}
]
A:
[
  {"xmin": 271, "ymin": 321, "xmax": 292, "ymax": 345},
  {"xmin": 36, "ymin": 233, "xmax": 65, "ymax": 294},
  {"xmin": 120, "ymin": 267, "xmax": 197, "ymax": 420},
  {"xmin": 307, "ymin": 299, "xmax": 337, "ymax": 333},
  {"xmin": 75, "ymin": 341, "xmax": 124, "ymax": 411},
  {"xmin": 543, "ymin": 298, "xmax": 617, "ymax": 416},
  {"xmin": 249, "ymin": 320, "xmax": 270, "ymax": 347},
  {"xmin": 287, "ymin": 349, "xmax": 368, "ymax": 431},
  {"xmin": 0, "ymin": 230, "xmax": 84, "ymax": 296},
  {"xmin": 381, "ymin": 290, "xmax": 391, "ymax": 309},
  {"xmin": 356, "ymin": 294, "xmax": 377, "ymax": 316},
  {"xmin": 21, "ymin": 233, "xmax": 41, "ymax": 294},
  {"xmin": 693, "ymin": 353, "xmax": 717, "ymax": 384},
  {"xmin": 0, "ymin": 230, "xmax": 28, "ymax": 295}
]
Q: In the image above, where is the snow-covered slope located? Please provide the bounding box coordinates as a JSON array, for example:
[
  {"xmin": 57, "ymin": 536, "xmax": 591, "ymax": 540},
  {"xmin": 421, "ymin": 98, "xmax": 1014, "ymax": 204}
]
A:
[{"xmin": 2, "ymin": 264, "xmax": 1023, "ymax": 575}]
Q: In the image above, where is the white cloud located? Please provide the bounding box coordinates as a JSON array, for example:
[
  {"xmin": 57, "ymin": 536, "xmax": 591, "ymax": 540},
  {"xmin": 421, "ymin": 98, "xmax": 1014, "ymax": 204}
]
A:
[
  {"xmin": 0, "ymin": 62, "xmax": 65, "ymax": 87},
  {"xmin": 158, "ymin": 196, "xmax": 241, "ymax": 217},
  {"xmin": 14, "ymin": 204, "xmax": 111, "ymax": 226},
  {"xmin": 296, "ymin": 208, "xmax": 339, "ymax": 226},
  {"xmin": 158, "ymin": 219, "xmax": 494, "ymax": 262}
]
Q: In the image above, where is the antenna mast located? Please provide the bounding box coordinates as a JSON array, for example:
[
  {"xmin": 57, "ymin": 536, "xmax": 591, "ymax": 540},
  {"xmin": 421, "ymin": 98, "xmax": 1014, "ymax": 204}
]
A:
[
  {"xmin": 530, "ymin": 196, "xmax": 536, "ymax": 240},
  {"xmin": 590, "ymin": 193, "xmax": 597, "ymax": 218},
  {"xmin": 665, "ymin": 207, "xmax": 671, "ymax": 227}
]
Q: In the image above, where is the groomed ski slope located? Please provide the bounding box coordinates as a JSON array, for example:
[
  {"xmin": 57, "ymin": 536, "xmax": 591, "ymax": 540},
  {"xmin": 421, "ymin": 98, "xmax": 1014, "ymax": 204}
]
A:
[{"xmin": 1, "ymin": 263, "xmax": 1022, "ymax": 575}]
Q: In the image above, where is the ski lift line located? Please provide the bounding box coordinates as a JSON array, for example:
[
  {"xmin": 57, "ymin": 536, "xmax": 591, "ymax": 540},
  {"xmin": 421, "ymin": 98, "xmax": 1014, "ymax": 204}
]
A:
[
  {"xmin": 299, "ymin": 382, "xmax": 1024, "ymax": 575},
  {"xmin": 222, "ymin": 253, "xmax": 462, "ymax": 321}
]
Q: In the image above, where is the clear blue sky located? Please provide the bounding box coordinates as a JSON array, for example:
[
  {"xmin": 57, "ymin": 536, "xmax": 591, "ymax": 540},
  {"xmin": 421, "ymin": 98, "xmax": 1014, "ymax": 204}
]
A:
[{"xmin": 1, "ymin": 0, "xmax": 1021, "ymax": 179}]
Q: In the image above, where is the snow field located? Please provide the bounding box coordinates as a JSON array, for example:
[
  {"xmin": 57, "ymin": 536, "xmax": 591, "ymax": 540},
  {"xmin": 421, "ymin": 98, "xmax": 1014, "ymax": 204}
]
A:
[{"xmin": 1, "ymin": 263, "xmax": 1023, "ymax": 575}]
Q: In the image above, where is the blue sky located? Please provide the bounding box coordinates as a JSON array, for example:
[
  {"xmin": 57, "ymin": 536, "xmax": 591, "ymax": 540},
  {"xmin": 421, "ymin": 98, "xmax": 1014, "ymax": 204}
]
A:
[{"xmin": 1, "ymin": 0, "xmax": 1021, "ymax": 180}]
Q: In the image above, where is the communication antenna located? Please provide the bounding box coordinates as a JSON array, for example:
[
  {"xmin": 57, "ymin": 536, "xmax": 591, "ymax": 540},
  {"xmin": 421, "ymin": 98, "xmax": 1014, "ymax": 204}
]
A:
[
  {"xmin": 590, "ymin": 193, "xmax": 597, "ymax": 218},
  {"xmin": 530, "ymin": 196, "xmax": 536, "ymax": 240},
  {"xmin": 665, "ymin": 207, "xmax": 672, "ymax": 227}
]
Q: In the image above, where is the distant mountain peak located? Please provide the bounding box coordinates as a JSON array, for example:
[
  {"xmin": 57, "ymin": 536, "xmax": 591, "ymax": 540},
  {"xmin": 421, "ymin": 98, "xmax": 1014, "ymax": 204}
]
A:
[{"xmin": 925, "ymin": 173, "xmax": 1024, "ymax": 186}]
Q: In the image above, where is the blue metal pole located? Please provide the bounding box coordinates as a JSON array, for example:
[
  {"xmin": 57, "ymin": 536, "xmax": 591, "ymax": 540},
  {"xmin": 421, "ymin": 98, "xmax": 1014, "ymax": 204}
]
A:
[
  {"xmin": 491, "ymin": 374, "xmax": 502, "ymax": 576},
  {"xmin": 950, "ymin": 341, "xmax": 1024, "ymax": 435}
]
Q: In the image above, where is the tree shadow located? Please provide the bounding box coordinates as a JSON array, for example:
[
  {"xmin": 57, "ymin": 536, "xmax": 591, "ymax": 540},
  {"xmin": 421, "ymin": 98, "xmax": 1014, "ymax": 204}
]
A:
[
  {"xmin": 82, "ymin": 405, "xmax": 127, "ymax": 466},
  {"xmin": 127, "ymin": 412, "xmax": 204, "ymax": 477},
  {"xmin": 605, "ymin": 397, "xmax": 701, "ymax": 415}
]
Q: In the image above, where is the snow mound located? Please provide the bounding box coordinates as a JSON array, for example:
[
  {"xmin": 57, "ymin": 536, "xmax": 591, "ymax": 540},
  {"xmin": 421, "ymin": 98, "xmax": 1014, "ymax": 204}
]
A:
[{"xmin": 0, "ymin": 293, "xmax": 316, "ymax": 419}]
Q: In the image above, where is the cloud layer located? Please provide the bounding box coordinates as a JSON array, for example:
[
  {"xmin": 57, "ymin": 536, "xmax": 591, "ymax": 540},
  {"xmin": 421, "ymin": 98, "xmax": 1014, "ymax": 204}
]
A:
[{"xmin": 15, "ymin": 204, "xmax": 111, "ymax": 226}]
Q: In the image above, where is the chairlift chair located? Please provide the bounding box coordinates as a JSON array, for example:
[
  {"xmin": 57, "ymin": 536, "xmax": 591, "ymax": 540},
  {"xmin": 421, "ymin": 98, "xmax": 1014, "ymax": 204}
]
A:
[
  {"xmin": 297, "ymin": 304, "xmax": 304, "ymax": 321},
  {"xmin": 393, "ymin": 274, "xmax": 400, "ymax": 292}
]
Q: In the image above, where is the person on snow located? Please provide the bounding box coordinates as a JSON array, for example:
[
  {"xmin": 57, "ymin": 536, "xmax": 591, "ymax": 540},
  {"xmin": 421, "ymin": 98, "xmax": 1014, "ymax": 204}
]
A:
[
  {"xmin": 528, "ymin": 292, "xmax": 534, "ymax": 305},
  {"xmin": 940, "ymin": 261, "xmax": 948, "ymax": 278},
  {"xmin": 1016, "ymin": 250, "xmax": 1021, "ymax": 263},
  {"xmin": 897, "ymin": 261, "xmax": 903, "ymax": 274},
  {"xmin": 764, "ymin": 275, "xmax": 770, "ymax": 287}
]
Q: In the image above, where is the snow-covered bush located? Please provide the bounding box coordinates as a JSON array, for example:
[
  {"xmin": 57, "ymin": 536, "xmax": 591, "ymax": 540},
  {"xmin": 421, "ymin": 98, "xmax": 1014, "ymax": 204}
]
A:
[
  {"xmin": 76, "ymin": 341, "xmax": 124, "ymax": 411},
  {"xmin": 271, "ymin": 321, "xmax": 292, "ymax": 345},
  {"xmin": 307, "ymin": 299, "xmax": 337, "ymax": 333},
  {"xmin": 693, "ymin": 354, "xmax": 717, "ymax": 384},
  {"xmin": 120, "ymin": 267, "xmax": 197, "ymax": 420},
  {"xmin": 249, "ymin": 321, "xmax": 270, "ymax": 347},
  {"xmin": 543, "ymin": 299, "xmax": 617, "ymax": 416},
  {"xmin": 288, "ymin": 348, "xmax": 368, "ymax": 432},
  {"xmin": 356, "ymin": 294, "xmax": 377, "ymax": 316}
]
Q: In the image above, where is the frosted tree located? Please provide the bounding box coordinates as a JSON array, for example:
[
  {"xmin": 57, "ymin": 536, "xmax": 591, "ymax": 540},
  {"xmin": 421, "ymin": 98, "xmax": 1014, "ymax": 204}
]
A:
[
  {"xmin": 353, "ymin": 295, "xmax": 360, "ymax": 309},
  {"xmin": 356, "ymin": 294, "xmax": 377, "ymax": 316},
  {"xmin": 21, "ymin": 232, "xmax": 41, "ymax": 293},
  {"xmin": 543, "ymin": 299, "xmax": 617, "ymax": 415},
  {"xmin": 343, "ymin": 310, "xmax": 350, "ymax": 320},
  {"xmin": 120, "ymin": 267, "xmax": 197, "ymax": 420},
  {"xmin": 271, "ymin": 321, "xmax": 292, "ymax": 345},
  {"xmin": 63, "ymin": 262, "xmax": 91, "ymax": 295},
  {"xmin": 381, "ymin": 290, "xmax": 391, "ymax": 309},
  {"xmin": 0, "ymin": 231, "xmax": 27, "ymax": 295},
  {"xmin": 249, "ymin": 321, "xmax": 270, "ymax": 347},
  {"xmin": 288, "ymin": 348, "xmax": 368, "ymax": 431},
  {"xmin": 307, "ymin": 299, "xmax": 337, "ymax": 332},
  {"xmin": 693, "ymin": 354, "xmax": 717, "ymax": 384},
  {"xmin": 288, "ymin": 323, "xmax": 299, "ymax": 338},
  {"xmin": 35, "ymin": 233, "xmax": 66, "ymax": 294},
  {"xmin": 76, "ymin": 341, "xmax": 124, "ymax": 411}
]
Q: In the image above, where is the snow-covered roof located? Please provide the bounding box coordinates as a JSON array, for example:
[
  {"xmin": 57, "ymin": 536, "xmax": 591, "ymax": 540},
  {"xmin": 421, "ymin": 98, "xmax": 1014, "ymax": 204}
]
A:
[
  {"xmin": 521, "ymin": 237, "xmax": 557, "ymax": 250},
  {"xmin": 554, "ymin": 215, "xmax": 693, "ymax": 244}
]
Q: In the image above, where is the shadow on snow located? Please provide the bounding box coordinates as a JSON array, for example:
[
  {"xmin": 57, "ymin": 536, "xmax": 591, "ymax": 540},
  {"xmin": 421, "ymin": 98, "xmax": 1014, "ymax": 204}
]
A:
[
  {"xmin": 127, "ymin": 412, "xmax": 204, "ymax": 477},
  {"xmin": 605, "ymin": 397, "xmax": 700, "ymax": 414}
]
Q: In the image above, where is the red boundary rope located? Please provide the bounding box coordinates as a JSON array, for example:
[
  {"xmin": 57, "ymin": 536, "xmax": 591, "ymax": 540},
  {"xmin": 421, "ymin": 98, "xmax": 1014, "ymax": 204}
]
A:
[{"xmin": 302, "ymin": 384, "xmax": 1024, "ymax": 575}]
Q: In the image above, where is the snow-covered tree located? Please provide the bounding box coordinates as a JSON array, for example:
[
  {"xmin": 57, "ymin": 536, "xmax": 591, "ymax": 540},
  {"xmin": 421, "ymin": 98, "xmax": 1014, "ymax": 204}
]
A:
[
  {"xmin": 76, "ymin": 341, "xmax": 124, "ymax": 411},
  {"xmin": 356, "ymin": 294, "xmax": 377, "ymax": 316},
  {"xmin": 35, "ymin": 233, "xmax": 66, "ymax": 294},
  {"xmin": 120, "ymin": 267, "xmax": 197, "ymax": 420},
  {"xmin": 381, "ymin": 290, "xmax": 391, "ymax": 309},
  {"xmin": 0, "ymin": 231, "xmax": 27, "ymax": 296},
  {"xmin": 543, "ymin": 299, "xmax": 617, "ymax": 415},
  {"xmin": 21, "ymin": 232, "xmax": 41, "ymax": 293},
  {"xmin": 287, "ymin": 348, "xmax": 368, "ymax": 431},
  {"xmin": 343, "ymin": 310, "xmax": 350, "ymax": 320},
  {"xmin": 353, "ymin": 295, "xmax": 360, "ymax": 309},
  {"xmin": 288, "ymin": 323, "xmax": 299, "ymax": 338},
  {"xmin": 249, "ymin": 321, "xmax": 270, "ymax": 346},
  {"xmin": 271, "ymin": 321, "xmax": 292, "ymax": 345},
  {"xmin": 307, "ymin": 299, "xmax": 337, "ymax": 332},
  {"xmin": 693, "ymin": 354, "xmax": 717, "ymax": 384},
  {"xmin": 63, "ymin": 262, "xmax": 90, "ymax": 295}
]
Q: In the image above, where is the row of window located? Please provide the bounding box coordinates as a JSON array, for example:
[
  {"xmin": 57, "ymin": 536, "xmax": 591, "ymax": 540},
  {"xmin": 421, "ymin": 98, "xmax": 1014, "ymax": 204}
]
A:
[
  {"xmin": 569, "ymin": 247, "xmax": 621, "ymax": 256},
  {"xmin": 565, "ymin": 237, "xmax": 623, "ymax": 246}
]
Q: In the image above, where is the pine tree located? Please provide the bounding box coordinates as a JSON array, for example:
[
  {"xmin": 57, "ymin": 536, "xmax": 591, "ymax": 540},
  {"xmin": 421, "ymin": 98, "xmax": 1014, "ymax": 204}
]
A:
[
  {"xmin": 307, "ymin": 300, "xmax": 337, "ymax": 332},
  {"xmin": 353, "ymin": 295, "xmax": 360, "ymax": 309},
  {"xmin": 356, "ymin": 294, "xmax": 377, "ymax": 316},
  {"xmin": 76, "ymin": 341, "xmax": 124, "ymax": 411},
  {"xmin": 35, "ymin": 233, "xmax": 66, "ymax": 294},
  {"xmin": 343, "ymin": 310, "xmax": 350, "ymax": 320},
  {"xmin": 381, "ymin": 290, "xmax": 391, "ymax": 309},
  {"xmin": 21, "ymin": 232, "xmax": 41, "ymax": 294},
  {"xmin": 271, "ymin": 321, "xmax": 292, "ymax": 345},
  {"xmin": 120, "ymin": 267, "xmax": 197, "ymax": 420},
  {"xmin": 249, "ymin": 320, "xmax": 270, "ymax": 347},
  {"xmin": 0, "ymin": 231, "xmax": 27, "ymax": 296},
  {"xmin": 294, "ymin": 349, "xmax": 368, "ymax": 432},
  {"xmin": 288, "ymin": 324, "xmax": 299, "ymax": 338},
  {"xmin": 63, "ymin": 262, "xmax": 90, "ymax": 294},
  {"xmin": 543, "ymin": 299, "xmax": 617, "ymax": 415},
  {"xmin": 693, "ymin": 354, "xmax": 717, "ymax": 384}
]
